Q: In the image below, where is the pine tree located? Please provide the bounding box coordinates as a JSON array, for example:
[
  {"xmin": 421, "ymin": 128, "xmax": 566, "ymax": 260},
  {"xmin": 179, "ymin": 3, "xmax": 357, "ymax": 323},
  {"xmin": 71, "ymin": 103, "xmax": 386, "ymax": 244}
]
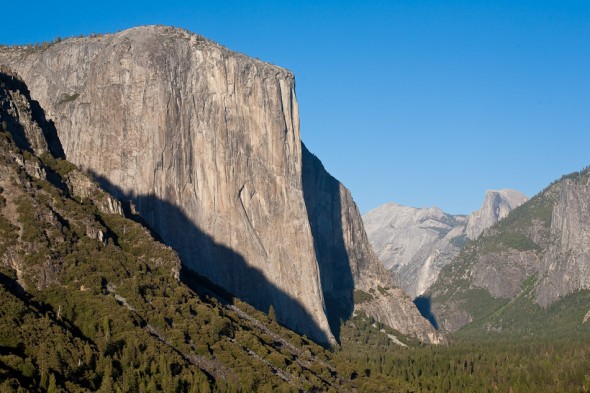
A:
[
  {"xmin": 268, "ymin": 305, "xmax": 276, "ymax": 322},
  {"xmin": 47, "ymin": 373, "xmax": 58, "ymax": 393},
  {"xmin": 99, "ymin": 358, "xmax": 114, "ymax": 393}
]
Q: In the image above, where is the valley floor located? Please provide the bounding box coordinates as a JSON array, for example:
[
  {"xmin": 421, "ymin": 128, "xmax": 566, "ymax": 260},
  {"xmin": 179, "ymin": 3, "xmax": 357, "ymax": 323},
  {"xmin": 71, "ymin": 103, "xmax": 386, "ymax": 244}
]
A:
[{"xmin": 337, "ymin": 314, "xmax": 590, "ymax": 392}]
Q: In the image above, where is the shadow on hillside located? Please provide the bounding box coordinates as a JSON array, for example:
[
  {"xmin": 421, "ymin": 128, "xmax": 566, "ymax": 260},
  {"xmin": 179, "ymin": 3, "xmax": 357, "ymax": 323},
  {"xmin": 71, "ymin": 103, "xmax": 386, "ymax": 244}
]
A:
[
  {"xmin": 413, "ymin": 296, "xmax": 439, "ymax": 330},
  {"xmin": 301, "ymin": 143, "xmax": 355, "ymax": 343},
  {"xmin": 0, "ymin": 271, "xmax": 95, "ymax": 346},
  {"xmin": 88, "ymin": 171, "xmax": 332, "ymax": 346}
]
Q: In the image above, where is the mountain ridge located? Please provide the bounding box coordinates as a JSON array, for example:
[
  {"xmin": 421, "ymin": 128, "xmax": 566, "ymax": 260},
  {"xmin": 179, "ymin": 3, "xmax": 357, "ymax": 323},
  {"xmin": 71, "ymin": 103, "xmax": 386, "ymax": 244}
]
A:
[{"xmin": 428, "ymin": 167, "xmax": 590, "ymax": 333}]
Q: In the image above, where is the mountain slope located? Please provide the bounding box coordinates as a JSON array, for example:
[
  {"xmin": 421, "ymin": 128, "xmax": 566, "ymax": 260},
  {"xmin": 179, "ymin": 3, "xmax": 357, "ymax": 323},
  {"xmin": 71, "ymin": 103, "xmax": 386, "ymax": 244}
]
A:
[
  {"xmin": 363, "ymin": 190, "xmax": 526, "ymax": 298},
  {"xmin": 0, "ymin": 70, "xmax": 372, "ymax": 392},
  {"xmin": 363, "ymin": 203, "xmax": 468, "ymax": 298},
  {"xmin": 0, "ymin": 25, "xmax": 440, "ymax": 344},
  {"xmin": 429, "ymin": 167, "xmax": 590, "ymax": 334}
]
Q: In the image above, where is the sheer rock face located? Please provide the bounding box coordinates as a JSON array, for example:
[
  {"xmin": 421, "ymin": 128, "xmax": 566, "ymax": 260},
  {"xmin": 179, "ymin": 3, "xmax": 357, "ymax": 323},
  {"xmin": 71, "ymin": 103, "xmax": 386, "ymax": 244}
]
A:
[
  {"xmin": 466, "ymin": 189, "xmax": 528, "ymax": 240},
  {"xmin": 363, "ymin": 189, "xmax": 527, "ymax": 298},
  {"xmin": 0, "ymin": 26, "xmax": 441, "ymax": 344},
  {"xmin": 536, "ymin": 175, "xmax": 590, "ymax": 306}
]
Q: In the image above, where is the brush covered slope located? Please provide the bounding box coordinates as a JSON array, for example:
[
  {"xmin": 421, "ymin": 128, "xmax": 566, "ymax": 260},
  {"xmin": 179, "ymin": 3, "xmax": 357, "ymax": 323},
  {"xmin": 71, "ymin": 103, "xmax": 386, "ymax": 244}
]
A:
[
  {"xmin": 0, "ymin": 25, "xmax": 440, "ymax": 345},
  {"xmin": 429, "ymin": 167, "xmax": 590, "ymax": 336},
  {"xmin": 0, "ymin": 70, "xmax": 381, "ymax": 392}
]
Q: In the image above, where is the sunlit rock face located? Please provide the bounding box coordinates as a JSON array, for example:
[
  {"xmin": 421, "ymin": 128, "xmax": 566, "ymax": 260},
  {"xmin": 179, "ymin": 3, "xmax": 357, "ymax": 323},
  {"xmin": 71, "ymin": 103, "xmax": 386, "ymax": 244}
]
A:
[{"xmin": 0, "ymin": 25, "xmax": 441, "ymax": 344}]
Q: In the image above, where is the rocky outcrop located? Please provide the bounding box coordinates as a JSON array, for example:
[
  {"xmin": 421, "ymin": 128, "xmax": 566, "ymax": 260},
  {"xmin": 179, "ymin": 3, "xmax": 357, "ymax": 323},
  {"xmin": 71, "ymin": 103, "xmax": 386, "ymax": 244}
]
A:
[
  {"xmin": 0, "ymin": 26, "xmax": 440, "ymax": 344},
  {"xmin": 0, "ymin": 67, "xmax": 49, "ymax": 155},
  {"xmin": 466, "ymin": 189, "xmax": 528, "ymax": 239},
  {"xmin": 429, "ymin": 169, "xmax": 590, "ymax": 332},
  {"xmin": 363, "ymin": 190, "xmax": 526, "ymax": 298},
  {"xmin": 0, "ymin": 70, "xmax": 131, "ymax": 288}
]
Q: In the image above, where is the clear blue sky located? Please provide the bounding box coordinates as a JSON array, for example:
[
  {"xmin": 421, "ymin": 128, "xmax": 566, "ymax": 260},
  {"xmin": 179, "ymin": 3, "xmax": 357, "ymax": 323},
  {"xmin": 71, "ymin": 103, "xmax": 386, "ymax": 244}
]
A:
[{"xmin": 3, "ymin": 1, "xmax": 589, "ymax": 214}]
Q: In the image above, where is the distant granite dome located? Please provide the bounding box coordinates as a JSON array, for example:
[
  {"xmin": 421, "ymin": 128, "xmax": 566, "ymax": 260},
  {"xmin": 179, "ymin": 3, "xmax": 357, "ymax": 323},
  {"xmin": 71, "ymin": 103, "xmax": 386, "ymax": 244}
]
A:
[
  {"xmin": 466, "ymin": 189, "xmax": 529, "ymax": 239},
  {"xmin": 0, "ymin": 25, "xmax": 442, "ymax": 345},
  {"xmin": 363, "ymin": 190, "xmax": 527, "ymax": 298}
]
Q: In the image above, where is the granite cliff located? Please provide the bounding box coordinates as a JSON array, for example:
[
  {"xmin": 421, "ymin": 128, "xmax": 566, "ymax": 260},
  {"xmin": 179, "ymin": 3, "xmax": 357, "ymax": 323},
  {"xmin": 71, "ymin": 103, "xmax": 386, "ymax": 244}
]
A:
[
  {"xmin": 428, "ymin": 169, "xmax": 590, "ymax": 333},
  {"xmin": 0, "ymin": 26, "xmax": 440, "ymax": 344},
  {"xmin": 363, "ymin": 190, "xmax": 527, "ymax": 298}
]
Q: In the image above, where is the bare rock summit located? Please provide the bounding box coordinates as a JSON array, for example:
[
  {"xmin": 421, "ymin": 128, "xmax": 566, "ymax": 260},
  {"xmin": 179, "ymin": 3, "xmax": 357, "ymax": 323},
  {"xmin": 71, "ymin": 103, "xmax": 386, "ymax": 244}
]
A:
[{"xmin": 466, "ymin": 189, "xmax": 529, "ymax": 239}]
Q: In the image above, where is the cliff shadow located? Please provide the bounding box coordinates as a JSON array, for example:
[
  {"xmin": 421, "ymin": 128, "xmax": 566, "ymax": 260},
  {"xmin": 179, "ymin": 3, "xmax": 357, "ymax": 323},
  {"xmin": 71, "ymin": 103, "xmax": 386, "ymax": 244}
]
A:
[
  {"xmin": 0, "ymin": 71, "xmax": 65, "ymax": 159},
  {"xmin": 87, "ymin": 171, "xmax": 332, "ymax": 346},
  {"xmin": 0, "ymin": 72, "xmax": 33, "ymax": 152},
  {"xmin": 413, "ymin": 295, "xmax": 439, "ymax": 330},
  {"xmin": 301, "ymin": 143, "xmax": 355, "ymax": 343}
]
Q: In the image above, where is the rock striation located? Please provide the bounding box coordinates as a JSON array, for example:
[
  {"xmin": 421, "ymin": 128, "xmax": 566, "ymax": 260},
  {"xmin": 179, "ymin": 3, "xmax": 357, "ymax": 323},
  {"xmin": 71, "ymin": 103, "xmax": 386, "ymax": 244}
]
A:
[
  {"xmin": 363, "ymin": 190, "xmax": 527, "ymax": 298},
  {"xmin": 0, "ymin": 26, "xmax": 440, "ymax": 344}
]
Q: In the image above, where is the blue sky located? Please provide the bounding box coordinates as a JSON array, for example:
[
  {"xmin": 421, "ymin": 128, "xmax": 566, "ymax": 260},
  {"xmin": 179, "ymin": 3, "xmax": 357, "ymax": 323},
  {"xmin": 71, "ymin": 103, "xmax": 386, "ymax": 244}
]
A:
[{"xmin": 3, "ymin": 1, "xmax": 589, "ymax": 214}]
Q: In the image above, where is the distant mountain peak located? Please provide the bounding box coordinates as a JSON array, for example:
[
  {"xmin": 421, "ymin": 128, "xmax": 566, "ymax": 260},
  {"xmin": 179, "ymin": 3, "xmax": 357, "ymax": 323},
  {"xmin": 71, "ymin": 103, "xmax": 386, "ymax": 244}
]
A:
[{"xmin": 466, "ymin": 189, "xmax": 528, "ymax": 239}]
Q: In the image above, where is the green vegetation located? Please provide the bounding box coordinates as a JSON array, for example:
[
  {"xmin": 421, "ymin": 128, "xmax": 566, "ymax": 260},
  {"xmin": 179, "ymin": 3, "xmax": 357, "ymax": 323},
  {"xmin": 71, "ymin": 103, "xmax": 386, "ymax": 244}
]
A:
[
  {"xmin": 57, "ymin": 93, "xmax": 80, "ymax": 105},
  {"xmin": 353, "ymin": 290, "xmax": 374, "ymax": 304},
  {"xmin": 458, "ymin": 289, "xmax": 590, "ymax": 340},
  {"xmin": 346, "ymin": 335, "xmax": 590, "ymax": 392},
  {"xmin": 40, "ymin": 153, "xmax": 77, "ymax": 176},
  {"xmin": 376, "ymin": 285, "xmax": 389, "ymax": 296},
  {"xmin": 335, "ymin": 311, "xmax": 590, "ymax": 392},
  {"xmin": 449, "ymin": 234, "xmax": 468, "ymax": 249}
]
